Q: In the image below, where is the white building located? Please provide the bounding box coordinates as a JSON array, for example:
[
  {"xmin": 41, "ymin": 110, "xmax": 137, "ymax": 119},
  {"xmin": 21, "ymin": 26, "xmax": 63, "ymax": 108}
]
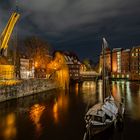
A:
[{"xmin": 20, "ymin": 58, "xmax": 34, "ymax": 79}]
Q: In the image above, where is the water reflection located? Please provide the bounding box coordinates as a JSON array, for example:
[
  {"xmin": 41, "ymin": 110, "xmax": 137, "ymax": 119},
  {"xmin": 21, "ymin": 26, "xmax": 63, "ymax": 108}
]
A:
[
  {"xmin": 111, "ymin": 81, "xmax": 140, "ymax": 120},
  {"xmin": 75, "ymin": 83, "xmax": 79, "ymax": 96},
  {"xmin": 0, "ymin": 113, "xmax": 16, "ymax": 140},
  {"xmin": 81, "ymin": 81, "xmax": 97, "ymax": 106},
  {"xmin": 98, "ymin": 80, "xmax": 103, "ymax": 103},
  {"xmin": 1, "ymin": 81, "xmax": 140, "ymax": 140},
  {"xmin": 52, "ymin": 90, "xmax": 69, "ymax": 124},
  {"xmin": 29, "ymin": 104, "xmax": 45, "ymax": 136},
  {"xmin": 53, "ymin": 100, "xmax": 58, "ymax": 123}
]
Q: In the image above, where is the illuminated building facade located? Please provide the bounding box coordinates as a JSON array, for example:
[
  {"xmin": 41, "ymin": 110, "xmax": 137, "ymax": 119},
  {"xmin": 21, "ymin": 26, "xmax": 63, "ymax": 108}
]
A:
[
  {"xmin": 130, "ymin": 46, "xmax": 140, "ymax": 80},
  {"xmin": 111, "ymin": 48, "xmax": 130, "ymax": 79},
  {"xmin": 20, "ymin": 58, "xmax": 34, "ymax": 79},
  {"xmin": 64, "ymin": 52, "xmax": 81, "ymax": 81},
  {"xmin": 99, "ymin": 47, "xmax": 111, "ymax": 74}
]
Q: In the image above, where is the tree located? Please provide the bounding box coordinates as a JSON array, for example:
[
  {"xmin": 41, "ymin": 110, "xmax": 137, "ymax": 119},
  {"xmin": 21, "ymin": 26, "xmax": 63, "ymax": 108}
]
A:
[{"xmin": 24, "ymin": 37, "xmax": 52, "ymax": 69}]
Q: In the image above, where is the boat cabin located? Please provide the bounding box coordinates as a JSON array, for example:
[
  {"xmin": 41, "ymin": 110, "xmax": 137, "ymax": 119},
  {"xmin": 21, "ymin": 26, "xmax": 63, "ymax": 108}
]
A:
[{"xmin": 94, "ymin": 110, "xmax": 106, "ymax": 123}]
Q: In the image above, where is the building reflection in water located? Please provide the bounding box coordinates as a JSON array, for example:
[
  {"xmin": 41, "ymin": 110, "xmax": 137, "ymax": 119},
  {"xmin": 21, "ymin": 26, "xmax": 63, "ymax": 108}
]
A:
[
  {"xmin": 75, "ymin": 83, "xmax": 79, "ymax": 96},
  {"xmin": 126, "ymin": 81, "xmax": 132, "ymax": 110},
  {"xmin": 29, "ymin": 104, "xmax": 45, "ymax": 136},
  {"xmin": 53, "ymin": 100, "xmax": 58, "ymax": 123},
  {"xmin": 52, "ymin": 90, "xmax": 69, "ymax": 124},
  {"xmin": 112, "ymin": 81, "xmax": 121, "ymax": 102},
  {"xmin": 111, "ymin": 81, "xmax": 140, "ymax": 120},
  {"xmin": 0, "ymin": 113, "xmax": 17, "ymax": 140},
  {"xmin": 126, "ymin": 81, "xmax": 140, "ymax": 120},
  {"xmin": 98, "ymin": 80, "xmax": 103, "ymax": 103},
  {"xmin": 81, "ymin": 80, "xmax": 140, "ymax": 120},
  {"xmin": 81, "ymin": 81, "xmax": 97, "ymax": 105}
]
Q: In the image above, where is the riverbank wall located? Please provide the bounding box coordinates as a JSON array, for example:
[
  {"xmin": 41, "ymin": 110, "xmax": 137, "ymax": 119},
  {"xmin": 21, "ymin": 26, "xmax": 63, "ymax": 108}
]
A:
[{"xmin": 0, "ymin": 79, "xmax": 58, "ymax": 103}]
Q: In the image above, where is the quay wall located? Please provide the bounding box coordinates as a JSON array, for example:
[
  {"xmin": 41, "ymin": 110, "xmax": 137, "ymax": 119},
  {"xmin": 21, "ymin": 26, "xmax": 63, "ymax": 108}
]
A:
[{"xmin": 0, "ymin": 79, "xmax": 58, "ymax": 103}]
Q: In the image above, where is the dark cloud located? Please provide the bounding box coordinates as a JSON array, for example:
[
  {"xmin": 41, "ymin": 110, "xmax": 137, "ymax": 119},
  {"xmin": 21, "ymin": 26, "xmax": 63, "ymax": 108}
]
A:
[{"xmin": 0, "ymin": 0, "xmax": 140, "ymax": 61}]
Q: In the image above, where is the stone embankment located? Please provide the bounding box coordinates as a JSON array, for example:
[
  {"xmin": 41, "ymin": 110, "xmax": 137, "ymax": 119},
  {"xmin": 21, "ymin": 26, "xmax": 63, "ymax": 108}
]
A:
[{"xmin": 0, "ymin": 79, "xmax": 58, "ymax": 102}]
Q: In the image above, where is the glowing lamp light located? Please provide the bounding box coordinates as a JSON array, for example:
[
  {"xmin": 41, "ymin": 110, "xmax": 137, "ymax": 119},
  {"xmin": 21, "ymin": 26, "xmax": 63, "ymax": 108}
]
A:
[{"xmin": 35, "ymin": 62, "xmax": 38, "ymax": 68}]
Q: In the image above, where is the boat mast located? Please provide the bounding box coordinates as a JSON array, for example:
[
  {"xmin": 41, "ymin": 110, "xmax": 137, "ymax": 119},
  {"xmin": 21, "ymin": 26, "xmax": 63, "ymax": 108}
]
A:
[{"xmin": 102, "ymin": 38, "xmax": 106, "ymax": 103}]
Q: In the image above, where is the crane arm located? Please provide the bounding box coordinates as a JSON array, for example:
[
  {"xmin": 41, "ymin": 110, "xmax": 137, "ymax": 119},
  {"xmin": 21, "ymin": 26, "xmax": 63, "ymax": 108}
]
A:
[{"xmin": 0, "ymin": 12, "xmax": 20, "ymax": 56}]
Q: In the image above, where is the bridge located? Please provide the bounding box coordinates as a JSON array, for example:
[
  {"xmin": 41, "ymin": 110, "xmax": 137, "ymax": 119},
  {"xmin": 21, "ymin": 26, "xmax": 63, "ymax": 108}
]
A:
[{"xmin": 79, "ymin": 71, "xmax": 101, "ymax": 81}]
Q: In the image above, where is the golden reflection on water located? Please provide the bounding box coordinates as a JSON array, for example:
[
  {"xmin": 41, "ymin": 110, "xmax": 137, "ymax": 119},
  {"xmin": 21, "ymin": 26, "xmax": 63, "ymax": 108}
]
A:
[
  {"xmin": 111, "ymin": 81, "xmax": 140, "ymax": 120},
  {"xmin": 53, "ymin": 91, "xmax": 69, "ymax": 124},
  {"xmin": 0, "ymin": 113, "xmax": 16, "ymax": 140},
  {"xmin": 53, "ymin": 101, "xmax": 58, "ymax": 123},
  {"xmin": 82, "ymin": 80, "xmax": 140, "ymax": 120},
  {"xmin": 75, "ymin": 83, "xmax": 79, "ymax": 96},
  {"xmin": 97, "ymin": 80, "xmax": 103, "ymax": 102},
  {"xmin": 29, "ymin": 104, "xmax": 45, "ymax": 135},
  {"xmin": 82, "ymin": 81, "xmax": 97, "ymax": 105}
]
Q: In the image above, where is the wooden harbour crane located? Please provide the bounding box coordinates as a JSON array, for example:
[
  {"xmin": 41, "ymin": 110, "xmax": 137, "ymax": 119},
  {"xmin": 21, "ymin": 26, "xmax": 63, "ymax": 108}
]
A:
[
  {"xmin": 0, "ymin": 12, "xmax": 20, "ymax": 80},
  {"xmin": 0, "ymin": 12, "xmax": 20, "ymax": 56}
]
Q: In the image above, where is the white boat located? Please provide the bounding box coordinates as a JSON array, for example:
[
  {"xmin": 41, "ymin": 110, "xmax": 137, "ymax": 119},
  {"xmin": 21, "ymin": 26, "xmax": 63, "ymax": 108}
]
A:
[{"xmin": 83, "ymin": 38, "xmax": 125, "ymax": 140}]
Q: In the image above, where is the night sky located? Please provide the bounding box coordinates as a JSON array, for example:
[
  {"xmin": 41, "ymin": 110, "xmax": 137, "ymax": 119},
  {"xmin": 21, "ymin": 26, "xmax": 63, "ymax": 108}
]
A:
[{"xmin": 0, "ymin": 0, "xmax": 140, "ymax": 62}]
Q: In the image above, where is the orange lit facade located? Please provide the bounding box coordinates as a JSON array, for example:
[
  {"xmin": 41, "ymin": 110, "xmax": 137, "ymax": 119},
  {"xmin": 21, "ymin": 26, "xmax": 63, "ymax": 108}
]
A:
[
  {"xmin": 99, "ymin": 47, "xmax": 111, "ymax": 74},
  {"xmin": 99, "ymin": 46, "xmax": 140, "ymax": 80},
  {"xmin": 130, "ymin": 46, "xmax": 140, "ymax": 80},
  {"xmin": 111, "ymin": 48, "xmax": 130, "ymax": 79}
]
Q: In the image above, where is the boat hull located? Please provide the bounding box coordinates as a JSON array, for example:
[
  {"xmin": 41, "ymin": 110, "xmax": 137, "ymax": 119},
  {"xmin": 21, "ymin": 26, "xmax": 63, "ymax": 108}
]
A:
[
  {"xmin": 90, "ymin": 121, "xmax": 114, "ymax": 136},
  {"xmin": 84, "ymin": 121, "xmax": 114, "ymax": 140}
]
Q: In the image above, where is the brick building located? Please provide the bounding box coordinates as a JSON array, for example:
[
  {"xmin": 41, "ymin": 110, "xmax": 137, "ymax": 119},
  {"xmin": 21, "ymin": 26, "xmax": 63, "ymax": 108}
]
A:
[
  {"xmin": 111, "ymin": 48, "xmax": 130, "ymax": 79},
  {"xmin": 130, "ymin": 46, "xmax": 140, "ymax": 80},
  {"xmin": 99, "ymin": 47, "xmax": 111, "ymax": 74}
]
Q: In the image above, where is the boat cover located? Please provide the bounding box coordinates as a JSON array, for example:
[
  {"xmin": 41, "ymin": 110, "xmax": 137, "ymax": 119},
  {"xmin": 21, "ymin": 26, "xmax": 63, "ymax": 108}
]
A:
[{"xmin": 102, "ymin": 101, "xmax": 118, "ymax": 119}]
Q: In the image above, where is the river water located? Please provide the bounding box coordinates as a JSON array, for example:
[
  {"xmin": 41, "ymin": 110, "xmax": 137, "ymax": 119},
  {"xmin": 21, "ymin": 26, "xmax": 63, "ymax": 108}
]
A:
[{"xmin": 0, "ymin": 80, "xmax": 140, "ymax": 140}]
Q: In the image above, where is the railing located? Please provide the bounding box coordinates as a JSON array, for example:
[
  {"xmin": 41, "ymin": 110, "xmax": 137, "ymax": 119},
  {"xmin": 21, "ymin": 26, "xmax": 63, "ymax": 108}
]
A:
[{"xmin": 80, "ymin": 71, "xmax": 100, "ymax": 76}]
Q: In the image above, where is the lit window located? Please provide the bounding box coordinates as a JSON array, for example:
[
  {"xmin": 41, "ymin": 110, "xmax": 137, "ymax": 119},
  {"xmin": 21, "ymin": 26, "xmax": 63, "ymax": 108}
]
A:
[
  {"xmin": 117, "ymin": 74, "xmax": 119, "ymax": 78},
  {"xmin": 122, "ymin": 74, "xmax": 124, "ymax": 78},
  {"xmin": 127, "ymin": 74, "xmax": 129, "ymax": 78},
  {"xmin": 112, "ymin": 74, "xmax": 114, "ymax": 78},
  {"xmin": 132, "ymin": 53, "xmax": 134, "ymax": 56}
]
